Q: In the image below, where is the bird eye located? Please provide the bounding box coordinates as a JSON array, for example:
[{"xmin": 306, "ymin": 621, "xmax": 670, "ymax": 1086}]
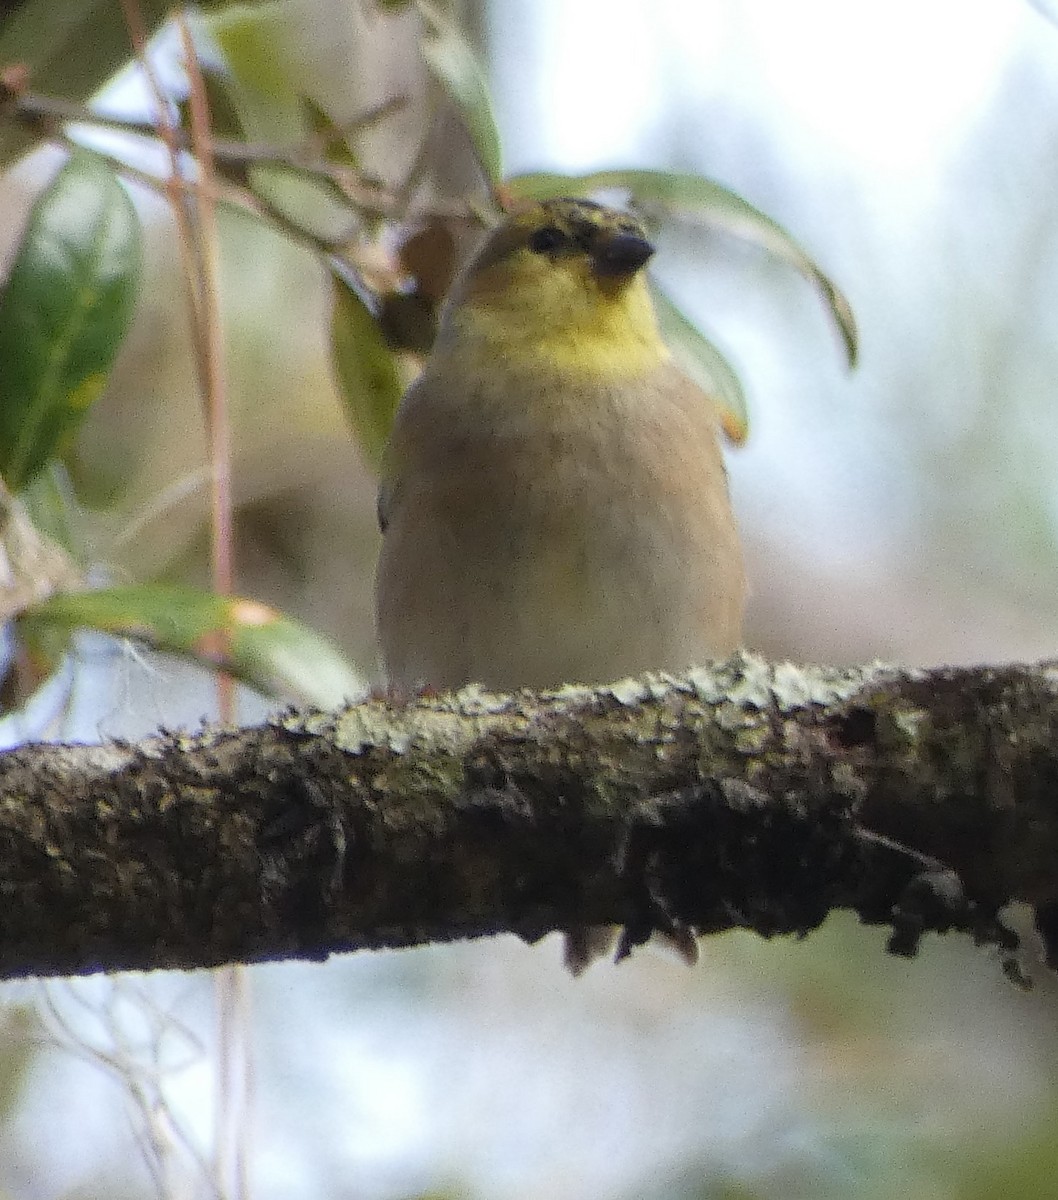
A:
[{"xmin": 527, "ymin": 226, "xmax": 567, "ymax": 254}]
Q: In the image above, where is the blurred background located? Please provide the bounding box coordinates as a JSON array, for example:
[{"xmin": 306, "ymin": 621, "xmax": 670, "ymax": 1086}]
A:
[{"xmin": 2, "ymin": 1, "xmax": 1058, "ymax": 1197}]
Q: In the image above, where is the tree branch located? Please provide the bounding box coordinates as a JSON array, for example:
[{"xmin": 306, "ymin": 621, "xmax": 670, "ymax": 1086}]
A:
[{"xmin": 3, "ymin": 653, "xmax": 1057, "ymax": 983}]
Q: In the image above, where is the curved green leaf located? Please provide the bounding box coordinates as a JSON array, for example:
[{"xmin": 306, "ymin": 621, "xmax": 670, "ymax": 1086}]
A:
[
  {"xmin": 329, "ymin": 269, "xmax": 405, "ymax": 471},
  {"xmin": 418, "ymin": 2, "xmax": 502, "ymax": 185},
  {"xmin": 507, "ymin": 168, "xmax": 857, "ymax": 367},
  {"xmin": 652, "ymin": 285, "xmax": 748, "ymax": 445},
  {"xmin": 19, "ymin": 585, "xmax": 368, "ymax": 707},
  {"xmin": 0, "ymin": 150, "xmax": 141, "ymax": 493}
]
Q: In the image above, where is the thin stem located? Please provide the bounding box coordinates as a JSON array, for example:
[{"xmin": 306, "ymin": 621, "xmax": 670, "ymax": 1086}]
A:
[
  {"xmin": 118, "ymin": 0, "xmax": 210, "ymax": 392},
  {"xmin": 174, "ymin": 11, "xmax": 248, "ymax": 1200},
  {"xmin": 5, "ymin": 86, "xmax": 408, "ymax": 210},
  {"xmin": 175, "ymin": 14, "xmax": 234, "ymax": 634}
]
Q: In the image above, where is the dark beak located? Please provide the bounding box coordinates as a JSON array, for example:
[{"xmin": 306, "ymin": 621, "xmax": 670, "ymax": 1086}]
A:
[{"xmin": 590, "ymin": 231, "xmax": 655, "ymax": 278}]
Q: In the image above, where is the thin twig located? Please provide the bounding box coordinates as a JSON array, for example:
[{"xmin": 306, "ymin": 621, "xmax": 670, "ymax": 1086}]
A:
[
  {"xmin": 118, "ymin": 0, "xmax": 210, "ymax": 391},
  {"xmin": 38, "ymin": 980, "xmax": 222, "ymax": 1200},
  {"xmin": 174, "ymin": 16, "xmax": 233, "ymax": 635},
  {"xmin": 5, "ymin": 86, "xmax": 407, "ymax": 210},
  {"xmin": 173, "ymin": 15, "xmax": 249, "ymax": 1200},
  {"xmin": 107, "ymin": 467, "xmax": 213, "ymax": 552}
]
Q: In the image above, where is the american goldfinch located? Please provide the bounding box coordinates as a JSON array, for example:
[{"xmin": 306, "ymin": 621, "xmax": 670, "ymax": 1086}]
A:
[{"xmin": 375, "ymin": 197, "xmax": 746, "ymax": 971}]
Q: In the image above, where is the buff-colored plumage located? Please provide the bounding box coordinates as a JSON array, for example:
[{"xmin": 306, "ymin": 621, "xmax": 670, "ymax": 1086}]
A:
[{"xmin": 375, "ymin": 197, "xmax": 746, "ymax": 970}]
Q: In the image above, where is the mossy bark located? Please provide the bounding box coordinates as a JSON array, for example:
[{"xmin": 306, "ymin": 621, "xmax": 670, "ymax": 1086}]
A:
[{"xmin": 1, "ymin": 653, "xmax": 1056, "ymax": 982}]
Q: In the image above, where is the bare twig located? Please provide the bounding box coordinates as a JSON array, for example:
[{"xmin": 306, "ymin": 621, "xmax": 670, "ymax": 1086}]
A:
[{"xmin": 172, "ymin": 16, "xmax": 246, "ymax": 1197}]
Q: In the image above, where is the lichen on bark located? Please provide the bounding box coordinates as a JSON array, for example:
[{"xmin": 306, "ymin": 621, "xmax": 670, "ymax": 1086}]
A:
[{"xmin": 0, "ymin": 652, "xmax": 1055, "ymax": 984}]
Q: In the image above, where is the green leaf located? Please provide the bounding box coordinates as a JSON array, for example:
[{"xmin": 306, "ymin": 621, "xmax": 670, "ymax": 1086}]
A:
[
  {"xmin": 176, "ymin": 64, "xmax": 247, "ymax": 145},
  {"xmin": 507, "ymin": 168, "xmax": 858, "ymax": 367},
  {"xmin": 329, "ymin": 270, "xmax": 405, "ymax": 472},
  {"xmin": 0, "ymin": 151, "xmax": 141, "ymax": 493},
  {"xmin": 418, "ymin": 2, "xmax": 503, "ymax": 184},
  {"xmin": 0, "ymin": 0, "xmax": 171, "ymax": 166},
  {"xmin": 19, "ymin": 585, "xmax": 368, "ymax": 708},
  {"xmin": 206, "ymin": 3, "xmax": 296, "ymax": 101},
  {"xmin": 206, "ymin": 4, "xmax": 360, "ymax": 243},
  {"xmin": 652, "ymin": 285, "xmax": 749, "ymax": 445}
]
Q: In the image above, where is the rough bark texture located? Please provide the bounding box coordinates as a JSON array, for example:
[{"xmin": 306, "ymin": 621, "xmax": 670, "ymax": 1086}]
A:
[{"xmin": 2, "ymin": 653, "xmax": 1057, "ymax": 982}]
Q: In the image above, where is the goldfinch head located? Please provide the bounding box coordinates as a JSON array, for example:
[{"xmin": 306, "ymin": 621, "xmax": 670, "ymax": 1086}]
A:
[{"xmin": 439, "ymin": 198, "xmax": 665, "ymax": 375}]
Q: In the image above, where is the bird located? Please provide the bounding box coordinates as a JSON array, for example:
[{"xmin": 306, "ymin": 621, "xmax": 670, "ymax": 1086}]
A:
[{"xmin": 374, "ymin": 196, "xmax": 746, "ymax": 972}]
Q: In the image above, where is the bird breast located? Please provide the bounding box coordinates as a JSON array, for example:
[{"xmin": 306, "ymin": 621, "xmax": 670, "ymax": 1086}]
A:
[{"xmin": 375, "ymin": 357, "xmax": 745, "ymax": 692}]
